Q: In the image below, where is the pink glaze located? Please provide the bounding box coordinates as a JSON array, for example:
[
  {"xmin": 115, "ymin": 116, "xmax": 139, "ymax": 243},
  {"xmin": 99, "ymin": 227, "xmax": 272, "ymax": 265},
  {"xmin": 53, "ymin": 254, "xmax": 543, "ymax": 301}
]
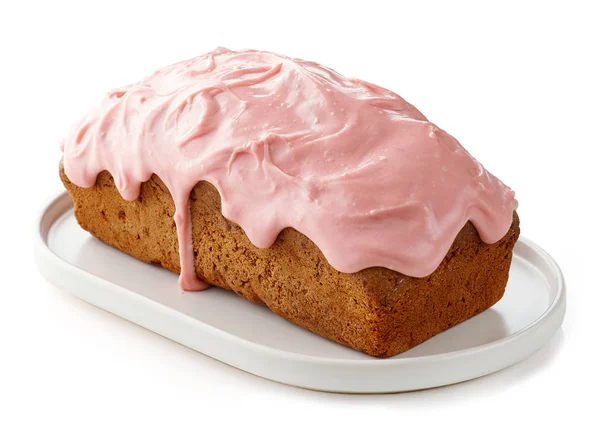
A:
[{"xmin": 61, "ymin": 47, "xmax": 518, "ymax": 291}]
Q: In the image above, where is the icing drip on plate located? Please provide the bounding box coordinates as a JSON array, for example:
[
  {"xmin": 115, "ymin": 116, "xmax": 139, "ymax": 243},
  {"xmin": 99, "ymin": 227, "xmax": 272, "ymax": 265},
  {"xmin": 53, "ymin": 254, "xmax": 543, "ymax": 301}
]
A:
[{"xmin": 61, "ymin": 47, "xmax": 518, "ymax": 291}]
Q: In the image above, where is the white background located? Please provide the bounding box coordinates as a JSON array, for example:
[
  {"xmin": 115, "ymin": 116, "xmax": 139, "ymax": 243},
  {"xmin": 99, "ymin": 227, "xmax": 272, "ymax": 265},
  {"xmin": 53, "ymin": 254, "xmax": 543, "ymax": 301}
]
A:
[{"xmin": 1, "ymin": 0, "xmax": 598, "ymax": 419}]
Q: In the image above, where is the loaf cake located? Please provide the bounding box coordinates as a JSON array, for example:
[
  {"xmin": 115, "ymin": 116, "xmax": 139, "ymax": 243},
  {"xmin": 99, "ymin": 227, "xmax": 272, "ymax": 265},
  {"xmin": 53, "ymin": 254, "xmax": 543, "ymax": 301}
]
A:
[{"xmin": 60, "ymin": 48, "xmax": 519, "ymax": 357}]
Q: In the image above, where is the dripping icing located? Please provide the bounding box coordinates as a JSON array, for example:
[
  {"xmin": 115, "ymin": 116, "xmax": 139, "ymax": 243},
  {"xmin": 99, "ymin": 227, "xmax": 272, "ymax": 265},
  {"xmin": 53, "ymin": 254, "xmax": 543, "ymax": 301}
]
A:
[{"xmin": 61, "ymin": 47, "xmax": 518, "ymax": 291}]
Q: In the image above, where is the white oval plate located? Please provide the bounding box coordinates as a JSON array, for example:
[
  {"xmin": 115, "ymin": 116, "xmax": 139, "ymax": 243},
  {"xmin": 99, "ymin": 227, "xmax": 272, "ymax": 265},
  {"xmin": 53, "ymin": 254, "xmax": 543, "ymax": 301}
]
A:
[{"xmin": 34, "ymin": 192, "xmax": 566, "ymax": 393}]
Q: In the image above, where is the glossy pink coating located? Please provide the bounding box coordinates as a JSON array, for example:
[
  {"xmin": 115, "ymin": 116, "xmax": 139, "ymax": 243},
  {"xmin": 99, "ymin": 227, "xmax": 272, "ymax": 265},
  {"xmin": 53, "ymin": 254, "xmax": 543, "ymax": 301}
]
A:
[{"xmin": 62, "ymin": 48, "xmax": 518, "ymax": 291}]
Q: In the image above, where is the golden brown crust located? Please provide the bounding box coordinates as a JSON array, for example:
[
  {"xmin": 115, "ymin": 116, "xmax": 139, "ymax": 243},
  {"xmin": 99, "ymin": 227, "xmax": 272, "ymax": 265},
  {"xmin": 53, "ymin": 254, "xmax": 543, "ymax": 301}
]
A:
[{"xmin": 60, "ymin": 163, "xmax": 520, "ymax": 357}]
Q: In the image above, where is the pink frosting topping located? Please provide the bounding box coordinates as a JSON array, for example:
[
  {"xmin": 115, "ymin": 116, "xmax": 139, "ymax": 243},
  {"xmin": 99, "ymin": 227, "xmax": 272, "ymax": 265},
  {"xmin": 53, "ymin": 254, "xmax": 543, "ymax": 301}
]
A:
[{"xmin": 61, "ymin": 47, "xmax": 518, "ymax": 291}]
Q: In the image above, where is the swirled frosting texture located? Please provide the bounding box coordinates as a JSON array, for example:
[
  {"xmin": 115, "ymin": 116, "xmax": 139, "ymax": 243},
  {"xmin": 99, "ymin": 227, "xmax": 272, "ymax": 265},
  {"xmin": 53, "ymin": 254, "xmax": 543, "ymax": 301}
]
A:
[{"xmin": 62, "ymin": 47, "xmax": 518, "ymax": 291}]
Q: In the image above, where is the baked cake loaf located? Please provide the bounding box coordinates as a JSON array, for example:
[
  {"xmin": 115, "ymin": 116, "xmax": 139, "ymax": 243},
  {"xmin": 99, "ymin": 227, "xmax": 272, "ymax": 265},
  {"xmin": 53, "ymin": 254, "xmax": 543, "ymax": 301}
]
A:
[{"xmin": 60, "ymin": 48, "xmax": 519, "ymax": 357}]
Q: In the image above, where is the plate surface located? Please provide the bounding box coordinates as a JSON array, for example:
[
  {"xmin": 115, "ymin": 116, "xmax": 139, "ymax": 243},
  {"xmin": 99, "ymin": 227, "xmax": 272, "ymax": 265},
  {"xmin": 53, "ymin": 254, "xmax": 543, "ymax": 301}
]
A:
[{"xmin": 35, "ymin": 192, "xmax": 566, "ymax": 393}]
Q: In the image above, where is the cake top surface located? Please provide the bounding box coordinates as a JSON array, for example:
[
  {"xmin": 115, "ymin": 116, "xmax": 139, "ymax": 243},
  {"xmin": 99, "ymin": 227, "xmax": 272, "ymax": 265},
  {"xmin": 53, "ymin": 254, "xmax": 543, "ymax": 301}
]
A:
[{"xmin": 62, "ymin": 47, "xmax": 517, "ymax": 290}]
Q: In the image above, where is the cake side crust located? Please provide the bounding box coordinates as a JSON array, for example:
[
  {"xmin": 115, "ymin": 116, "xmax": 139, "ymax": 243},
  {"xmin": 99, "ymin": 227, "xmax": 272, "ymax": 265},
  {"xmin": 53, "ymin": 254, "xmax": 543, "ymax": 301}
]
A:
[{"xmin": 60, "ymin": 164, "xmax": 520, "ymax": 357}]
